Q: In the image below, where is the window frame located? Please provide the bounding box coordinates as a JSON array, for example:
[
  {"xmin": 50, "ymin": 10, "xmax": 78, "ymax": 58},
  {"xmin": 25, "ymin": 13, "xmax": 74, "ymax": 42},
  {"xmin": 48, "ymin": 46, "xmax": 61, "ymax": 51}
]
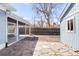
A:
[{"xmin": 66, "ymin": 16, "xmax": 74, "ymax": 32}]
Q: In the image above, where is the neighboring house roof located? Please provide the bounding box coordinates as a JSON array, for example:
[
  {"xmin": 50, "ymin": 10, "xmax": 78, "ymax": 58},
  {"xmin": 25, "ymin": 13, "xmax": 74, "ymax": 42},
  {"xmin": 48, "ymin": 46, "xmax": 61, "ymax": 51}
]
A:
[
  {"xmin": 0, "ymin": 3, "xmax": 16, "ymax": 11},
  {"xmin": 59, "ymin": 3, "xmax": 75, "ymax": 22}
]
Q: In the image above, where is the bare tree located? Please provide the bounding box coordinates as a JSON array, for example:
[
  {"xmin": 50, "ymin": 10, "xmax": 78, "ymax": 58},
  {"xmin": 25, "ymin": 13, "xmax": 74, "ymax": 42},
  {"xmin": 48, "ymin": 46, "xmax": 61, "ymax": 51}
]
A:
[
  {"xmin": 32, "ymin": 3, "xmax": 56, "ymax": 28},
  {"xmin": 40, "ymin": 17, "xmax": 44, "ymax": 28},
  {"xmin": 37, "ymin": 20, "xmax": 41, "ymax": 27},
  {"xmin": 33, "ymin": 16, "xmax": 36, "ymax": 28}
]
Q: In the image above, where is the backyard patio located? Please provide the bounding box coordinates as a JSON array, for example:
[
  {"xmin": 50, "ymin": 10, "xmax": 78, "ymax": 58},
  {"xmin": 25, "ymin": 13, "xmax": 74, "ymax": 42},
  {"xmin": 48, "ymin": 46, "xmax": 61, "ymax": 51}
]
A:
[{"xmin": 0, "ymin": 35, "xmax": 79, "ymax": 56}]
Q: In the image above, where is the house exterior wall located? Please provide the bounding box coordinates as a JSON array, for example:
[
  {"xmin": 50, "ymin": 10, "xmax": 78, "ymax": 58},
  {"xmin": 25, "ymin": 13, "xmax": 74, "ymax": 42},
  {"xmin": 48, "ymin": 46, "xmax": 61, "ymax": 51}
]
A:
[
  {"xmin": 0, "ymin": 10, "xmax": 6, "ymax": 49},
  {"xmin": 75, "ymin": 12, "xmax": 79, "ymax": 50},
  {"xmin": 60, "ymin": 4, "xmax": 79, "ymax": 50}
]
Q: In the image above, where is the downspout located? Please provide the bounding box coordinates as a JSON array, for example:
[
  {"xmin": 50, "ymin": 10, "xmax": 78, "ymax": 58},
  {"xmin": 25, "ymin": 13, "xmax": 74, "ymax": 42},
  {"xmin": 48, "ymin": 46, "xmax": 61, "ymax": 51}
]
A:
[{"xmin": 5, "ymin": 10, "xmax": 8, "ymax": 48}]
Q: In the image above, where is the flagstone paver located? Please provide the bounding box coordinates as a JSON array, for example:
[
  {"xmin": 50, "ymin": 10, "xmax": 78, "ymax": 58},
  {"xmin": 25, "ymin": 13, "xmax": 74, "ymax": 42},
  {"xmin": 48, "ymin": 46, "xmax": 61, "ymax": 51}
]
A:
[{"xmin": 33, "ymin": 35, "xmax": 79, "ymax": 56}]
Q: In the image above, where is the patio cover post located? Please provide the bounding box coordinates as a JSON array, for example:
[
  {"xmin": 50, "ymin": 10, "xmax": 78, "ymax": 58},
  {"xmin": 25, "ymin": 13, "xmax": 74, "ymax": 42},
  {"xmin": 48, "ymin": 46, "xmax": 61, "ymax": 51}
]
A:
[
  {"xmin": 16, "ymin": 20, "xmax": 19, "ymax": 41},
  {"xmin": 29, "ymin": 25, "xmax": 31, "ymax": 35},
  {"xmin": 25, "ymin": 24, "xmax": 26, "ymax": 35}
]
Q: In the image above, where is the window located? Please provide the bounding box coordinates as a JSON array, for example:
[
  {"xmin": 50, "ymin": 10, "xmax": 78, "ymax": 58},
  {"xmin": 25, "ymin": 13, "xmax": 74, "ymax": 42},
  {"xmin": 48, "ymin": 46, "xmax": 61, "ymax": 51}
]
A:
[{"xmin": 67, "ymin": 18, "xmax": 73, "ymax": 31}]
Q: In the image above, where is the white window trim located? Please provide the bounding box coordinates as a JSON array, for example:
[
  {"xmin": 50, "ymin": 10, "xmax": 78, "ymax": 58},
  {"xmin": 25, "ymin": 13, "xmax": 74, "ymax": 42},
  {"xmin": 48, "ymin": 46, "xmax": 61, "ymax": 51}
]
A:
[{"xmin": 66, "ymin": 16, "xmax": 74, "ymax": 32}]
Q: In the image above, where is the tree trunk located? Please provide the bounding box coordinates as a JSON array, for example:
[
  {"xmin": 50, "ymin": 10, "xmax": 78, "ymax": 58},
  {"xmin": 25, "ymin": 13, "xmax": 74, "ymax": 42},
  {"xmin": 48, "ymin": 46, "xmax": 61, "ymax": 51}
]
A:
[{"xmin": 47, "ymin": 16, "xmax": 50, "ymax": 28}]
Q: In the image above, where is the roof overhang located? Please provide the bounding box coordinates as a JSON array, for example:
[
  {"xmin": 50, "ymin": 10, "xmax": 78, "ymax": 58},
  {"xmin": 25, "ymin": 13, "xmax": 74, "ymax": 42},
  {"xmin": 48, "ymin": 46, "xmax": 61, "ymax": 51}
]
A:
[
  {"xmin": 59, "ymin": 3, "xmax": 71, "ymax": 22},
  {"xmin": 7, "ymin": 13, "xmax": 30, "ymax": 26}
]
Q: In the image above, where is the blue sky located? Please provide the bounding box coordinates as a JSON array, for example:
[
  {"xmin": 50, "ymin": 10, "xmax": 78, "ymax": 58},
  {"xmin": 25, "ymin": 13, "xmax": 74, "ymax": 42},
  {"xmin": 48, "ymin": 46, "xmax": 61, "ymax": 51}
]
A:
[
  {"xmin": 11, "ymin": 3, "xmax": 34, "ymax": 22},
  {"xmin": 11, "ymin": 3, "xmax": 66, "ymax": 24}
]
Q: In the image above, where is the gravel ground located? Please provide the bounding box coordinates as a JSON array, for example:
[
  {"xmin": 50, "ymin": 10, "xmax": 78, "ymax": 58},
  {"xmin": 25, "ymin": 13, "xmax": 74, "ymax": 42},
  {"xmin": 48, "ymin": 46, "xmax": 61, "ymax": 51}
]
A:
[{"xmin": 0, "ymin": 37, "xmax": 38, "ymax": 56}]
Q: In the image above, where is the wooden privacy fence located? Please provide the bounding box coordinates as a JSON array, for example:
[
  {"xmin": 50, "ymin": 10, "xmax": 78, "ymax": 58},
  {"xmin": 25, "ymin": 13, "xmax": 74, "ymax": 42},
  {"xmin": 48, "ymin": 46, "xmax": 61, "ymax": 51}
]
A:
[
  {"xmin": 19, "ymin": 28, "xmax": 60, "ymax": 35},
  {"xmin": 31, "ymin": 28, "xmax": 60, "ymax": 35}
]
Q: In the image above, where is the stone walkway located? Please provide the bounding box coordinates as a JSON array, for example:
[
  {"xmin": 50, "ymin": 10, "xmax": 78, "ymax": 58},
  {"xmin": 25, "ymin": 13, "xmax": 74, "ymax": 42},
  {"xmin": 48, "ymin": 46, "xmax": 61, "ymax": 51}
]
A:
[
  {"xmin": 33, "ymin": 35, "xmax": 79, "ymax": 56},
  {"xmin": 0, "ymin": 35, "xmax": 79, "ymax": 56}
]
